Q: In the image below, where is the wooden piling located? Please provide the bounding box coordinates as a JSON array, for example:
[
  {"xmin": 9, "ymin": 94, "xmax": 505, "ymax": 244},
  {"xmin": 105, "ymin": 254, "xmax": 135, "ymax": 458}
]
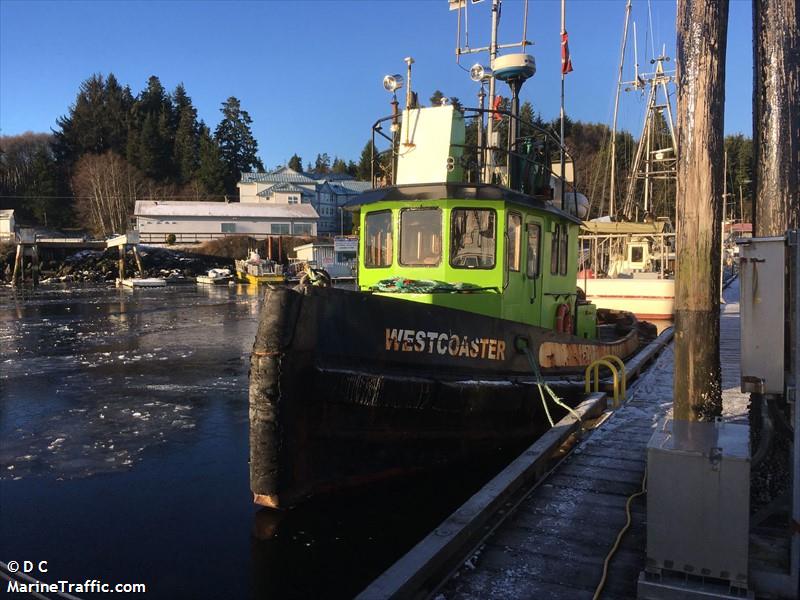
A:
[
  {"xmin": 11, "ymin": 244, "xmax": 22, "ymax": 287},
  {"xmin": 31, "ymin": 245, "xmax": 39, "ymax": 287},
  {"xmin": 752, "ymin": 0, "xmax": 799, "ymax": 235},
  {"xmin": 673, "ymin": 0, "xmax": 729, "ymax": 421},
  {"xmin": 132, "ymin": 245, "xmax": 144, "ymax": 276},
  {"xmin": 118, "ymin": 245, "xmax": 125, "ymax": 281}
]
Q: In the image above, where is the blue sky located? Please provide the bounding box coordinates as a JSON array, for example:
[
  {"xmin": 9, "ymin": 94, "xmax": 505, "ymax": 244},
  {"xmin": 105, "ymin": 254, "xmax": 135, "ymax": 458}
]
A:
[{"xmin": 1, "ymin": 0, "xmax": 753, "ymax": 170}]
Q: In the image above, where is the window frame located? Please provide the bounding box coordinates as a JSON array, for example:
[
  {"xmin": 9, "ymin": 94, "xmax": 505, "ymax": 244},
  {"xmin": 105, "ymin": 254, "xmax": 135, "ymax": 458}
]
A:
[
  {"xmin": 292, "ymin": 222, "xmax": 313, "ymax": 236},
  {"xmin": 449, "ymin": 207, "xmax": 497, "ymax": 270},
  {"xmin": 526, "ymin": 222, "xmax": 542, "ymax": 278},
  {"xmin": 399, "ymin": 207, "xmax": 443, "ymax": 268},
  {"xmin": 550, "ymin": 223, "xmax": 560, "ymax": 275},
  {"xmin": 559, "ymin": 224, "xmax": 569, "ymax": 276},
  {"xmin": 364, "ymin": 209, "xmax": 394, "ymax": 268},
  {"xmin": 506, "ymin": 211, "xmax": 523, "ymax": 273}
]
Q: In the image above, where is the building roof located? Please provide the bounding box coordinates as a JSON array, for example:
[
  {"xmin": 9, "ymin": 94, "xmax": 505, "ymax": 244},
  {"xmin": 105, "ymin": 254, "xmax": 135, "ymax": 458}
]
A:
[
  {"xmin": 240, "ymin": 166, "xmax": 317, "ymax": 185},
  {"xmin": 256, "ymin": 182, "xmax": 315, "ymax": 197},
  {"xmin": 0, "ymin": 209, "xmax": 14, "ymax": 218},
  {"xmin": 134, "ymin": 201, "xmax": 318, "ymax": 220},
  {"xmin": 331, "ymin": 180, "xmax": 372, "ymax": 194},
  {"xmin": 580, "ymin": 220, "xmax": 670, "ymax": 234}
]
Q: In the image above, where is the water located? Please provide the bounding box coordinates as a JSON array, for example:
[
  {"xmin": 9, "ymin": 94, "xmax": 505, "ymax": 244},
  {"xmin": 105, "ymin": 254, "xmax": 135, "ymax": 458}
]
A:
[{"xmin": 0, "ymin": 284, "xmax": 516, "ymax": 599}]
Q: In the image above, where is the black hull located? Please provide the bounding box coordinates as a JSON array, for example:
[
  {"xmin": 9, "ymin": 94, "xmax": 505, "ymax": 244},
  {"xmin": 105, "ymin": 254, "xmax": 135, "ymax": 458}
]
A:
[{"xmin": 249, "ymin": 286, "xmax": 640, "ymax": 509}]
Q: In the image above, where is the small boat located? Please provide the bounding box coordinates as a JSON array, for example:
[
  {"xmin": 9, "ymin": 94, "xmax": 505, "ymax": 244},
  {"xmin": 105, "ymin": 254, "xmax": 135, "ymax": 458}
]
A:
[
  {"xmin": 196, "ymin": 268, "xmax": 233, "ymax": 285},
  {"xmin": 118, "ymin": 277, "xmax": 166, "ymax": 288},
  {"xmin": 249, "ymin": 3, "xmax": 655, "ymax": 510},
  {"xmin": 235, "ymin": 252, "xmax": 286, "ymax": 284}
]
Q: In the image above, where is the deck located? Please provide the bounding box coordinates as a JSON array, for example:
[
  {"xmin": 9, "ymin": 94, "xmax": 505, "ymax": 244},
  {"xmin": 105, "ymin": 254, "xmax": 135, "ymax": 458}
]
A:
[{"xmin": 435, "ymin": 278, "xmax": 748, "ymax": 599}]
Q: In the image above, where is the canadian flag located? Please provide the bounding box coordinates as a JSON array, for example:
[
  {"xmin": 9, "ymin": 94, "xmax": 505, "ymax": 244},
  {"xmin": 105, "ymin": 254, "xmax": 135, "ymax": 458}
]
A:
[{"xmin": 561, "ymin": 31, "xmax": 574, "ymax": 75}]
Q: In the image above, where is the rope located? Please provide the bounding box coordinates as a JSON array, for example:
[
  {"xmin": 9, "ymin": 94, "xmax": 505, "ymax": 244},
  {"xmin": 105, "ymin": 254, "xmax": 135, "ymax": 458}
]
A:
[
  {"xmin": 522, "ymin": 347, "xmax": 584, "ymax": 429},
  {"xmin": 592, "ymin": 467, "xmax": 648, "ymax": 600},
  {"xmin": 370, "ymin": 277, "xmax": 491, "ymax": 294}
]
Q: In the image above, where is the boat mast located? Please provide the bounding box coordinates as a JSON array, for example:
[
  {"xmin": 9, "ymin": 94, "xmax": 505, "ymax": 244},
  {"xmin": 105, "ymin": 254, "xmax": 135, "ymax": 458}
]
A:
[
  {"xmin": 609, "ymin": 0, "xmax": 633, "ymax": 218},
  {"xmin": 485, "ymin": 0, "xmax": 500, "ymax": 184}
]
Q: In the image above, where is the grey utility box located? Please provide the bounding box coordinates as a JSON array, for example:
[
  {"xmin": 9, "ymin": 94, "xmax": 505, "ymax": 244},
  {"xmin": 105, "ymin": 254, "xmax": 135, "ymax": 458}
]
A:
[
  {"xmin": 642, "ymin": 419, "xmax": 750, "ymax": 593},
  {"xmin": 738, "ymin": 236, "xmax": 785, "ymax": 394}
]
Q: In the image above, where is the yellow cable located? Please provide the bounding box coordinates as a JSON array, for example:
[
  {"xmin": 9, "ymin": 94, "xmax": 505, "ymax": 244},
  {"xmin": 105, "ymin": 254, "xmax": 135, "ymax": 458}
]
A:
[{"xmin": 593, "ymin": 467, "xmax": 648, "ymax": 600}]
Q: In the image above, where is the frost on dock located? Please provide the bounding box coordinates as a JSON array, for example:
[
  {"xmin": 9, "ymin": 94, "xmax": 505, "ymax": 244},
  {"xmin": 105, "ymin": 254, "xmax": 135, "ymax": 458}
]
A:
[{"xmin": 437, "ymin": 279, "xmax": 746, "ymax": 599}]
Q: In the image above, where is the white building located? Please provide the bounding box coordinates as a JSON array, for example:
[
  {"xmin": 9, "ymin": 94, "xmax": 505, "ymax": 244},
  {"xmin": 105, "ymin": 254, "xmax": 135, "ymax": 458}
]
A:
[
  {"xmin": 238, "ymin": 167, "xmax": 371, "ymax": 236},
  {"xmin": 134, "ymin": 201, "xmax": 318, "ymax": 243},
  {"xmin": 0, "ymin": 209, "xmax": 16, "ymax": 241}
]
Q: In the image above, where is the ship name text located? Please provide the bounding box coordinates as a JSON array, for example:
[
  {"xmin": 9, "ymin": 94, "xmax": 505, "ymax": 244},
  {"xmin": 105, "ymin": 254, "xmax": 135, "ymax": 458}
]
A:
[{"xmin": 384, "ymin": 328, "xmax": 506, "ymax": 361}]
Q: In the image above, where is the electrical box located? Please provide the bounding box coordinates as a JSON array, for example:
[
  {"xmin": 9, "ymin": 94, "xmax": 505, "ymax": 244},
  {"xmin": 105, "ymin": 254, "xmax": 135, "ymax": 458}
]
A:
[
  {"xmin": 642, "ymin": 419, "xmax": 750, "ymax": 594},
  {"xmin": 738, "ymin": 236, "xmax": 785, "ymax": 394},
  {"xmin": 395, "ymin": 106, "xmax": 465, "ymax": 185}
]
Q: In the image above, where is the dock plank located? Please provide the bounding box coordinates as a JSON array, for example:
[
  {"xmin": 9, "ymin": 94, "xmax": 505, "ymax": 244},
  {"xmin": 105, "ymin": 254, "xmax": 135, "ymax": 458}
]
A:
[{"xmin": 436, "ymin": 279, "xmax": 745, "ymax": 599}]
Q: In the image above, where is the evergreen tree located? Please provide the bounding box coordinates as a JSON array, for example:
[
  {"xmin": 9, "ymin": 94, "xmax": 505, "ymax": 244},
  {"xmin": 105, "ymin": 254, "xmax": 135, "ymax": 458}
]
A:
[
  {"xmin": 346, "ymin": 160, "xmax": 358, "ymax": 177},
  {"xmin": 314, "ymin": 153, "xmax": 331, "ymax": 174},
  {"xmin": 288, "ymin": 153, "xmax": 303, "ymax": 171},
  {"xmin": 195, "ymin": 123, "xmax": 227, "ymax": 197},
  {"xmin": 357, "ymin": 140, "xmax": 379, "ymax": 181},
  {"xmin": 214, "ymin": 96, "xmax": 263, "ymax": 193},
  {"xmin": 430, "ymin": 90, "xmax": 445, "ymax": 106},
  {"xmin": 172, "ymin": 84, "xmax": 199, "ymax": 184},
  {"xmin": 332, "ymin": 157, "xmax": 348, "ymax": 174}
]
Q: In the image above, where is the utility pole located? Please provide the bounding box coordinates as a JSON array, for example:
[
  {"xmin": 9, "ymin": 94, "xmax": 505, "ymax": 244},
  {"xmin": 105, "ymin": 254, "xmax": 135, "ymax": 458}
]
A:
[
  {"xmin": 673, "ymin": 0, "xmax": 729, "ymax": 421},
  {"xmin": 752, "ymin": 0, "xmax": 799, "ymax": 236}
]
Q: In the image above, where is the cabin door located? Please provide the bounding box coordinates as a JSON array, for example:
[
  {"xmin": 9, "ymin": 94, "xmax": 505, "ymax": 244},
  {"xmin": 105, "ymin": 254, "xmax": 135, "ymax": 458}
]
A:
[{"xmin": 523, "ymin": 218, "xmax": 544, "ymax": 326}]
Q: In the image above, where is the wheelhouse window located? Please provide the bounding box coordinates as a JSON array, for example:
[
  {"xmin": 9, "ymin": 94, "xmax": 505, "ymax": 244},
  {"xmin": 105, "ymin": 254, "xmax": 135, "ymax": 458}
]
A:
[
  {"xmin": 507, "ymin": 212, "xmax": 522, "ymax": 272},
  {"xmin": 221, "ymin": 222, "xmax": 236, "ymax": 233},
  {"xmin": 400, "ymin": 208, "xmax": 442, "ymax": 266},
  {"xmin": 365, "ymin": 210, "xmax": 393, "ymax": 267},
  {"xmin": 526, "ymin": 223, "xmax": 541, "ymax": 278},
  {"xmin": 450, "ymin": 209, "xmax": 496, "ymax": 269},
  {"xmin": 271, "ymin": 223, "xmax": 290, "ymax": 235}
]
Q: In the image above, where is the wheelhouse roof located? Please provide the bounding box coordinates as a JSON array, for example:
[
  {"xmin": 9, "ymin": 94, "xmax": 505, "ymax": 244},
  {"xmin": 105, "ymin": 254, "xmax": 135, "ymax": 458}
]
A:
[{"xmin": 345, "ymin": 183, "xmax": 582, "ymax": 225}]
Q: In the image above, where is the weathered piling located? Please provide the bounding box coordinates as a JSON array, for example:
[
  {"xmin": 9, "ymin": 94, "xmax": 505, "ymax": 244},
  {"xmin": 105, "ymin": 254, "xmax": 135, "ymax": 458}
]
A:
[
  {"xmin": 118, "ymin": 245, "xmax": 125, "ymax": 281},
  {"xmin": 132, "ymin": 245, "xmax": 144, "ymax": 276},
  {"xmin": 752, "ymin": 0, "xmax": 799, "ymax": 235},
  {"xmin": 673, "ymin": 0, "xmax": 729, "ymax": 421},
  {"xmin": 11, "ymin": 244, "xmax": 22, "ymax": 286}
]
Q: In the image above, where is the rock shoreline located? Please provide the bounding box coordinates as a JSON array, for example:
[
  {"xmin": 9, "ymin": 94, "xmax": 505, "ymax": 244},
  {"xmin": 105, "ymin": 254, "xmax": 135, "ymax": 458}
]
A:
[{"xmin": 1, "ymin": 245, "xmax": 235, "ymax": 285}]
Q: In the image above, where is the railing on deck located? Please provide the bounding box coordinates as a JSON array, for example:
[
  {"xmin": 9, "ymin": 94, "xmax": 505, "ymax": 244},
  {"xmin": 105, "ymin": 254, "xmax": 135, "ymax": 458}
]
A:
[{"xmin": 370, "ymin": 107, "xmax": 580, "ymax": 215}]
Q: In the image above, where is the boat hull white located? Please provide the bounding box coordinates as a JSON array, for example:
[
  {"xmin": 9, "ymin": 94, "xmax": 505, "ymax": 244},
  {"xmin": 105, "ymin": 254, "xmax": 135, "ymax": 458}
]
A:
[{"xmin": 579, "ymin": 277, "xmax": 674, "ymax": 320}]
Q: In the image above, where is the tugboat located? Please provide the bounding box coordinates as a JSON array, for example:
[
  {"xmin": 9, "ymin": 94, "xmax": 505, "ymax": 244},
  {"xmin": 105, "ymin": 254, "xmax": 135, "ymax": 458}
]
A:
[{"xmin": 249, "ymin": 2, "xmax": 652, "ymax": 509}]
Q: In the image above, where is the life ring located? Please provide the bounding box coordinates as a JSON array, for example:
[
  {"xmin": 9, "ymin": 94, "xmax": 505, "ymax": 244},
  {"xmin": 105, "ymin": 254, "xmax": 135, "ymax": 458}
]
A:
[{"xmin": 555, "ymin": 303, "xmax": 573, "ymax": 334}]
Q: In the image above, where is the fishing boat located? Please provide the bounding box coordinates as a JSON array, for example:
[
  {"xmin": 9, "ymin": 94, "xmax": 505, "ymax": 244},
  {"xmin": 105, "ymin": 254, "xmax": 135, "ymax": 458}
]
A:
[
  {"xmin": 235, "ymin": 252, "xmax": 286, "ymax": 284},
  {"xmin": 249, "ymin": 1, "xmax": 654, "ymax": 509},
  {"xmin": 578, "ymin": 1, "xmax": 677, "ymax": 320},
  {"xmin": 196, "ymin": 268, "xmax": 233, "ymax": 285}
]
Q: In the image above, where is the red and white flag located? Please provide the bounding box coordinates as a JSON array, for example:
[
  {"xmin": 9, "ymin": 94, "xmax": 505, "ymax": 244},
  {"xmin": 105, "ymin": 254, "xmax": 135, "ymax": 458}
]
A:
[{"xmin": 561, "ymin": 31, "xmax": 574, "ymax": 75}]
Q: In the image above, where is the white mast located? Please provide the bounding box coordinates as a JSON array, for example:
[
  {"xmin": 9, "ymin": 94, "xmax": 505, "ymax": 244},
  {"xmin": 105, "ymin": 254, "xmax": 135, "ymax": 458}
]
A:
[{"xmin": 609, "ymin": 0, "xmax": 632, "ymax": 218}]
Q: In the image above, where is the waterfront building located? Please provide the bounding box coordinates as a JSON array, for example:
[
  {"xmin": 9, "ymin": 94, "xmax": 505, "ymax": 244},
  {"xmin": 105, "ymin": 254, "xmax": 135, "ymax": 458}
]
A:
[
  {"xmin": 134, "ymin": 200, "xmax": 318, "ymax": 244},
  {"xmin": 238, "ymin": 167, "xmax": 371, "ymax": 235},
  {"xmin": 0, "ymin": 209, "xmax": 16, "ymax": 241}
]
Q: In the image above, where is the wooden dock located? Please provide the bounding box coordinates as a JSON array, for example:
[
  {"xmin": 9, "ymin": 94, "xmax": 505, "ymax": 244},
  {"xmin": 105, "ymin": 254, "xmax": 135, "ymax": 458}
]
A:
[
  {"xmin": 357, "ymin": 278, "xmax": 748, "ymax": 600},
  {"xmin": 432, "ymin": 278, "xmax": 748, "ymax": 599}
]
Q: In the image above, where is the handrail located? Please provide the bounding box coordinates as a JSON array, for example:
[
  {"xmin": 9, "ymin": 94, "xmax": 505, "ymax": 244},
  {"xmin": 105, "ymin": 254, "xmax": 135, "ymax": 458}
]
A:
[{"xmin": 369, "ymin": 107, "xmax": 579, "ymax": 215}]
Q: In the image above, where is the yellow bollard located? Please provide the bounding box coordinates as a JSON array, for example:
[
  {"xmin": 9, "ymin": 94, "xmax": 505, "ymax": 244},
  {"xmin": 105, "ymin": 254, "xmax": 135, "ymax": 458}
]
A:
[{"xmin": 584, "ymin": 359, "xmax": 621, "ymax": 408}]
